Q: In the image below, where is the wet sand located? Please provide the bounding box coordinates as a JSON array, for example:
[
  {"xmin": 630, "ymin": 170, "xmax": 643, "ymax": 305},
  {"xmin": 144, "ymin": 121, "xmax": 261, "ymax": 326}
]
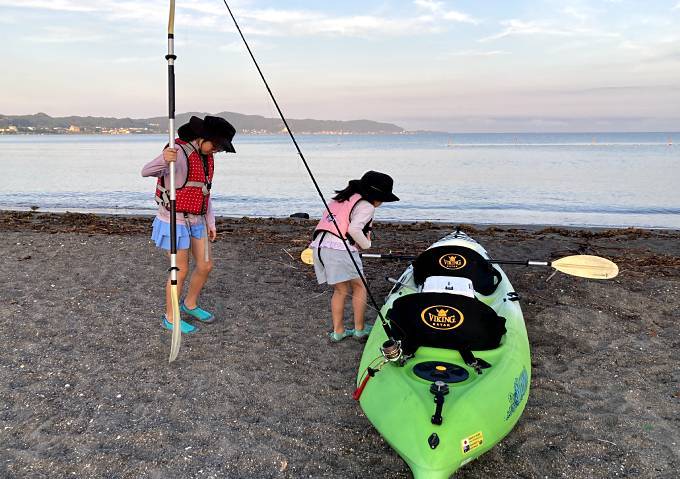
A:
[{"xmin": 0, "ymin": 210, "xmax": 678, "ymax": 478}]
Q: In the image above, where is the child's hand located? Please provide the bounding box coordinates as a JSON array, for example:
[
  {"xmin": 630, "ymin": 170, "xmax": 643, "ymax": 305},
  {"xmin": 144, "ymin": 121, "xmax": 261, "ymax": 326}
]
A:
[
  {"xmin": 163, "ymin": 147, "xmax": 177, "ymax": 164},
  {"xmin": 208, "ymin": 226, "xmax": 217, "ymax": 242}
]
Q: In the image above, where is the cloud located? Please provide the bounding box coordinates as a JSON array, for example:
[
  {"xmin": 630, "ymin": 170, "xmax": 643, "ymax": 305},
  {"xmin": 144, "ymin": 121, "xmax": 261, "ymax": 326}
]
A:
[
  {"xmin": 560, "ymin": 6, "xmax": 596, "ymax": 24},
  {"xmin": 256, "ymin": 13, "xmax": 429, "ymax": 37},
  {"xmin": 449, "ymin": 49, "xmax": 509, "ymax": 57},
  {"xmin": 414, "ymin": 0, "xmax": 478, "ymax": 24},
  {"xmin": 0, "ymin": 0, "xmax": 99, "ymax": 12},
  {"xmin": 480, "ymin": 19, "xmax": 618, "ymax": 42},
  {"xmin": 674, "ymin": 2, "xmax": 680, "ymax": 10},
  {"xmin": 111, "ymin": 56, "xmax": 158, "ymax": 64},
  {"xmin": 25, "ymin": 26, "xmax": 107, "ymax": 43},
  {"xmin": 233, "ymin": 1, "xmax": 479, "ymax": 37},
  {"xmin": 0, "ymin": 0, "xmax": 479, "ymax": 36},
  {"xmin": 217, "ymin": 41, "xmax": 246, "ymax": 53}
]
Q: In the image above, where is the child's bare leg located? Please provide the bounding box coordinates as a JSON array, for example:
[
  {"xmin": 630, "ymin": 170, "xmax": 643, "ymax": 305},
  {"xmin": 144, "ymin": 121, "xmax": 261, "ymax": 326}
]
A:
[
  {"xmin": 184, "ymin": 236, "xmax": 213, "ymax": 309},
  {"xmin": 331, "ymin": 281, "xmax": 350, "ymax": 333},
  {"xmin": 165, "ymin": 249, "xmax": 190, "ymax": 323},
  {"xmin": 350, "ymin": 277, "xmax": 367, "ymax": 330}
]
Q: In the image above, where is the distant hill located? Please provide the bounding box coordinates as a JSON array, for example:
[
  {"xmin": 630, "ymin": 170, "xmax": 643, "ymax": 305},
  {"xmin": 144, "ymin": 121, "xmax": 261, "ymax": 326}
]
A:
[{"xmin": 0, "ymin": 112, "xmax": 404, "ymax": 135}]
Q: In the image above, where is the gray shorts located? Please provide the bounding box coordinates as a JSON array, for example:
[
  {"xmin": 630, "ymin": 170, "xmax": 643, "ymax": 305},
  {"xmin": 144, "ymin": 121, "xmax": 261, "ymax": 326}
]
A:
[{"xmin": 313, "ymin": 247, "xmax": 363, "ymax": 285}]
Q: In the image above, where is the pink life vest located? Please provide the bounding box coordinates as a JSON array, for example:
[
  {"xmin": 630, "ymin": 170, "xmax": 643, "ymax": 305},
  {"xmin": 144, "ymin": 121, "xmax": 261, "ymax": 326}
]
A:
[
  {"xmin": 155, "ymin": 139, "xmax": 214, "ymax": 215},
  {"xmin": 314, "ymin": 193, "xmax": 372, "ymax": 244}
]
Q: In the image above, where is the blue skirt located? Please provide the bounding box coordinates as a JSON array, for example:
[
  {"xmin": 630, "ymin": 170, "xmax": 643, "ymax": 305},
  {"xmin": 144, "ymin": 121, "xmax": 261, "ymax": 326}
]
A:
[{"xmin": 151, "ymin": 217, "xmax": 206, "ymax": 251}]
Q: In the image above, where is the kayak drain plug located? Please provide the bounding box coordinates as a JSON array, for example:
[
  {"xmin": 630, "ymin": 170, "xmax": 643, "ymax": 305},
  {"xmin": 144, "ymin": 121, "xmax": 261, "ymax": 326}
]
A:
[{"xmin": 428, "ymin": 433, "xmax": 440, "ymax": 449}]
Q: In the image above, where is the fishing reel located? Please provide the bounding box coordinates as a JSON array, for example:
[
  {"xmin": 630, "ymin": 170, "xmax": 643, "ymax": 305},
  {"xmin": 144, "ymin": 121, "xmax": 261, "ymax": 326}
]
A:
[{"xmin": 381, "ymin": 339, "xmax": 403, "ymax": 362}]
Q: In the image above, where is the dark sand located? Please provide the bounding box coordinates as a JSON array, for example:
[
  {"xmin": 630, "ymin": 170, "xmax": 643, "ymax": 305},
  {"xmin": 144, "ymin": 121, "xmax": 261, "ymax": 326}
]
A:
[{"xmin": 0, "ymin": 211, "xmax": 678, "ymax": 478}]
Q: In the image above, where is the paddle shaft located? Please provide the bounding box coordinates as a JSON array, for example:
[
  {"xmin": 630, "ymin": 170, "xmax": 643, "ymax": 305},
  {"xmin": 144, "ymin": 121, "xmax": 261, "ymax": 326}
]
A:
[
  {"xmin": 489, "ymin": 260, "xmax": 550, "ymax": 266},
  {"xmin": 166, "ymin": 0, "xmax": 181, "ymax": 363},
  {"xmin": 361, "ymin": 253, "xmax": 416, "ymax": 260},
  {"xmin": 167, "ymin": 2, "xmax": 177, "ymax": 262},
  {"xmin": 362, "ymin": 253, "xmax": 615, "ymax": 278},
  {"xmin": 361, "ymin": 254, "xmax": 550, "ymax": 266}
]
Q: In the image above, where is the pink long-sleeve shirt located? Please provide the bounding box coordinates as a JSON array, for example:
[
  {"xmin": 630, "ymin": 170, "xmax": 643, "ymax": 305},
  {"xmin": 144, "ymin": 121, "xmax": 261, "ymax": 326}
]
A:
[{"xmin": 141, "ymin": 142, "xmax": 216, "ymax": 228}]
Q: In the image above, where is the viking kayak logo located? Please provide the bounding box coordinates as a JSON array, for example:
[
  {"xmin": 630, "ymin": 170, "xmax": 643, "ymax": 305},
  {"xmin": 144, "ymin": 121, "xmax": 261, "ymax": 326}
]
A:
[
  {"xmin": 421, "ymin": 305, "xmax": 464, "ymax": 330},
  {"xmin": 438, "ymin": 253, "xmax": 466, "ymax": 270},
  {"xmin": 505, "ymin": 367, "xmax": 529, "ymax": 420}
]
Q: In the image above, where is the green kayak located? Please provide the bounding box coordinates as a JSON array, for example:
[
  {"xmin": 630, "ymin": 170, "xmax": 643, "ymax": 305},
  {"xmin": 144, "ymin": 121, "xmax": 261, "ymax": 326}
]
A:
[{"xmin": 356, "ymin": 231, "xmax": 531, "ymax": 478}]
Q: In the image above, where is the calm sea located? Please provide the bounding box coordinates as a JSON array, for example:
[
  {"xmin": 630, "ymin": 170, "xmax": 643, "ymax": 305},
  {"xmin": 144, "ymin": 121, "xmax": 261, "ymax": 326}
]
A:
[{"xmin": 1, "ymin": 132, "xmax": 678, "ymax": 228}]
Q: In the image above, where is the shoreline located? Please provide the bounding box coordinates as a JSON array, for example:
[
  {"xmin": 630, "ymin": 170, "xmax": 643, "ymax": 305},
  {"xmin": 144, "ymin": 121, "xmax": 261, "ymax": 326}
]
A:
[
  {"xmin": 1, "ymin": 210, "xmax": 678, "ymax": 478},
  {"xmin": 2, "ymin": 208, "xmax": 679, "ymax": 234}
]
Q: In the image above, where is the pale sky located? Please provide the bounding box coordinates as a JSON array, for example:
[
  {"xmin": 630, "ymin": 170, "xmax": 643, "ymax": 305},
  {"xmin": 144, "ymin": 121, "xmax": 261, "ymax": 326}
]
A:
[{"xmin": 2, "ymin": 0, "xmax": 680, "ymax": 132}]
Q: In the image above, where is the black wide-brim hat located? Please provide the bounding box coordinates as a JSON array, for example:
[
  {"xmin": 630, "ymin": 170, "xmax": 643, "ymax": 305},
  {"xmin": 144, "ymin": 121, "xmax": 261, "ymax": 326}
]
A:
[
  {"xmin": 350, "ymin": 170, "xmax": 399, "ymax": 202},
  {"xmin": 177, "ymin": 115, "xmax": 236, "ymax": 153}
]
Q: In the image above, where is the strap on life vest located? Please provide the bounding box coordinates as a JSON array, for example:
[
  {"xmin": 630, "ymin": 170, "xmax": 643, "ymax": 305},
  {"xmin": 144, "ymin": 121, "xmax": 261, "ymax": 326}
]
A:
[
  {"xmin": 315, "ymin": 231, "xmax": 328, "ymax": 268},
  {"xmin": 173, "ymin": 212, "xmax": 210, "ymax": 263},
  {"xmin": 184, "ymin": 141, "xmax": 212, "ymax": 193}
]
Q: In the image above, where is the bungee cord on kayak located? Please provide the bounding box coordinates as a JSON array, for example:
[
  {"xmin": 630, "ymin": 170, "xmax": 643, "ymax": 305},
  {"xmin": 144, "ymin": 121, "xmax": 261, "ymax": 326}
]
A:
[{"xmin": 219, "ymin": 0, "xmax": 397, "ymax": 342}]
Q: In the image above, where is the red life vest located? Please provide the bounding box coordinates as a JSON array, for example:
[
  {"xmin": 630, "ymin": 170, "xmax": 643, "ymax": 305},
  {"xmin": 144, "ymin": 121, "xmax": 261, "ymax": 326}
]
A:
[
  {"xmin": 314, "ymin": 193, "xmax": 372, "ymax": 244},
  {"xmin": 155, "ymin": 139, "xmax": 214, "ymax": 215}
]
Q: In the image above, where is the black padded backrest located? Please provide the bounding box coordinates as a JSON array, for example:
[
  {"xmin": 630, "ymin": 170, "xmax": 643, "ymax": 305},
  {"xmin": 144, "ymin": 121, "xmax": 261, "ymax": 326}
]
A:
[
  {"xmin": 413, "ymin": 245, "xmax": 502, "ymax": 295},
  {"xmin": 388, "ymin": 292, "xmax": 506, "ymax": 356}
]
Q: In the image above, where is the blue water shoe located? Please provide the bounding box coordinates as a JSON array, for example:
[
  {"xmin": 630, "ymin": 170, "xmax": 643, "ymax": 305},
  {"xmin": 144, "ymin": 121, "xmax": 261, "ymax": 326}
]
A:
[
  {"xmin": 180, "ymin": 301, "xmax": 215, "ymax": 323},
  {"xmin": 329, "ymin": 329, "xmax": 355, "ymax": 343},
  {"xmin": 162, "ymin": 315, "xmax": 200, "ymax": 334},
  {"xmin": 353, "ymin": 323, "xmax": 373, "ymax": 340}
]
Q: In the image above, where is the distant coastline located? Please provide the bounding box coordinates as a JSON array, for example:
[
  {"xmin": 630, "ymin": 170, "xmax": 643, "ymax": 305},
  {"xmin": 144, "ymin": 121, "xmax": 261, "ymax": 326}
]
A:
[{"xmin": 0, "ymin": 111, "xmax": 407, "ymax": 136}]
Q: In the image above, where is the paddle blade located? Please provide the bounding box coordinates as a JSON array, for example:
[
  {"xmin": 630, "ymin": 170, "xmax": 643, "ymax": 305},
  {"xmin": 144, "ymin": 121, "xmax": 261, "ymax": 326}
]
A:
[
  {"xmin": 168, "ymin": 285, "xmax": 182, "ymax": 363},
  {"xmin": 301, "ymin": 248, "xmax": 314, "ymax": 265},
  {"xmin": 551, "ymin": 255, "xmax": 619, "ymax": 279}
]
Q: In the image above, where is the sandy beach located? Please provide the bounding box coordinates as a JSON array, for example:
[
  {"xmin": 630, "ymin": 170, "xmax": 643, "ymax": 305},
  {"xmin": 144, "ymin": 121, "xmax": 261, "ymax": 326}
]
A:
[{"xmin": 0, "ymin": 210, "xmax": 678, "ymax": 479}]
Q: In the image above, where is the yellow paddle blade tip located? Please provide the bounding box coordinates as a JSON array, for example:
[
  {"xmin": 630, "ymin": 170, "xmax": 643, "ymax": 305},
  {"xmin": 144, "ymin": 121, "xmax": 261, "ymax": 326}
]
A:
[
  {"xmin": 168, "ymin": 285, "xmax": 182, "ymax": 363},
  {"xmin": 551, "ymin": 255, "xmax": 619, "ymax": 279},
  {"xmin": 300, "ymin": 248, "xmax": 314, "ymax": 265}
]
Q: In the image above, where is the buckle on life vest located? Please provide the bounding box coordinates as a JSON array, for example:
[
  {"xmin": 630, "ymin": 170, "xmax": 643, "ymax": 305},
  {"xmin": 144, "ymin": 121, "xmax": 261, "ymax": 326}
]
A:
[{"xmin": 156, "ymin": 185, "xmax": 170, "ymax": 208}]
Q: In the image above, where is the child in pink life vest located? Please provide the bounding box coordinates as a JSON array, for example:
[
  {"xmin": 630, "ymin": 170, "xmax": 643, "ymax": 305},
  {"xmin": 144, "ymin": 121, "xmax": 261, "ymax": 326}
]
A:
[
  {"xmin": 141, "ymin": 115, "xmax": 236, "ymax": 334},
  {"xmin": 310, "ymin": 171, "xmax": 399, "ymax": 342}
]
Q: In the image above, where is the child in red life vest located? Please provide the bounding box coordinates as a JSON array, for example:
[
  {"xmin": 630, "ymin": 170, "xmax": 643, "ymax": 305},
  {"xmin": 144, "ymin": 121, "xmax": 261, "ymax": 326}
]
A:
[
  {"xmin": 141, "ymin": 115, "xmax": 236, "ymax": 334},
  {"xmin": 310, "ymin": 171, "xmax": 399, "ymax": 342}
]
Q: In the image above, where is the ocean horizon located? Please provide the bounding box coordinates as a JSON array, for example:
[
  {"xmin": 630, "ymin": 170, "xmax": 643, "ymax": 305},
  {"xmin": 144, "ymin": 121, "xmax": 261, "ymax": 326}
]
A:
[{"xmin": 1, "ymin": 132, "xmax": 678, "ymax": 229}]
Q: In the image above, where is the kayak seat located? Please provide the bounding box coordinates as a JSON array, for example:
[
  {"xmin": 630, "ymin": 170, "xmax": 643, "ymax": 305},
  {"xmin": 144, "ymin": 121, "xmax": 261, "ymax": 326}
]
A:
[
  {"xmin": 387, "ymin": 292, "xmax": 506, "ymax": 356},
  {"xmin": 412, "ymin": 245, "xmax": 502, "ymax": 296}
]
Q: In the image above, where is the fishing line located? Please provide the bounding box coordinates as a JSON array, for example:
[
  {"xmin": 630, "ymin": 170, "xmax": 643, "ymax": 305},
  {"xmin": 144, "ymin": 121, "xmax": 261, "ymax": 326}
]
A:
[{"xmin": 220, "ymin": 0, "xmax": 394, "ymax": 337}]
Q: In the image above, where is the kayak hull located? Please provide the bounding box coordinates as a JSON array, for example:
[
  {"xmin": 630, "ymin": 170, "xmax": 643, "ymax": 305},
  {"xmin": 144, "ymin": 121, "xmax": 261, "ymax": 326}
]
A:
[{"xmin": 357, "ymin": 232, "xmax": 531, "ymax": 478}]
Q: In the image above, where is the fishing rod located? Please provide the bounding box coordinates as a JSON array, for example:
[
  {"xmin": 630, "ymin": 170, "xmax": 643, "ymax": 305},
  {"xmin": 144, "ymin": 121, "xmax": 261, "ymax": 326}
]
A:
[
  {"xmin": 166, "ymin": 0, "xmax": 182, "ymax": 362},
  {"xmin": 219, "ymin": 1, "xmax": 395, "ymax": 338}
]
